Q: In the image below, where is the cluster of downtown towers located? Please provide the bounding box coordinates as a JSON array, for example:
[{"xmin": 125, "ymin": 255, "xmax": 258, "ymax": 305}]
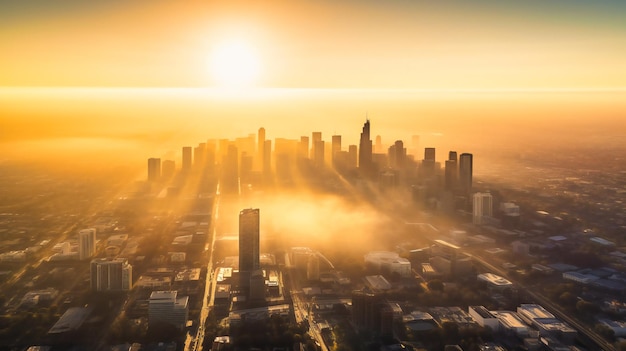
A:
[
  {"xmin": 146, "ymin": 120, "xmax": 473, "ymax": 295},
  {"xmin": 146, "ymin": 120, "xmax": 473, "ymax": 198}
]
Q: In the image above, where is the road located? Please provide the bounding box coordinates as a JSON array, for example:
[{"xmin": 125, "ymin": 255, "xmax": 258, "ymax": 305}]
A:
[{"xmin": 184, "ymin": 182, "xmax": 221, "ymax": 351}]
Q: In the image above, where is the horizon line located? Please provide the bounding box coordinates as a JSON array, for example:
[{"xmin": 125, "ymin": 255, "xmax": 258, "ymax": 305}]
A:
[{"xmin": 2, "ymin": 86, "xmax": 626, "ymax": 94}]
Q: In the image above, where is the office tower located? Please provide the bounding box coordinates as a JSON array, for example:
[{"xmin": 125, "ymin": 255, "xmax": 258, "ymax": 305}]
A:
[
  {"xmin": 331, "ymin": 135, "xmax": 341, "ymax": 165},
  {"xmin": 359, "ymin": 120, "xmax": 373, "ymax": 173},
  {"xmin": 314, "ymin": 140, "xmax": 325, "ymax": 167},
  {"xmin": 257, "ymin": 127, "xmax": 265, "ymax": 170},
  {"xmin": 206, "ymin": 140, "xmax": 216, "ymax": 170},
  {"xmin": 352, "ymin": 290, "xmax": 392, "ymax": 335},
  {"xmin": 459, "ymin": 153, "xmax": 473, "ymax": 195},
  {"xmin": 79, "ymin": 228, "xmax": 96, "ymax": 260},
  {"xmin": 161, "ymin": 160, "xmax": 175, "ymax": 179},
  {"xmin": 263, "ymin": 140, "xmax": 272, "ymax": 178},
  {"xmin": 194, "ymin": 143, "xmax": 206, "ymax": 169},
  {"xmin": 444, "ymin": 160, "xmax": 458, "ymax": 191},
  {"xmin": 348, "ymin": 145, "xmax": 358, "ymax": 169},
  {"xmin": 147, "ymin": 158, "xmax": 161, "ymax": 182},
  {"xmin": 222, "ymin": 144, "xmax": 239, "ymax": 194},
  {"xmin": 90, "ymin": 258, "xmax": 132, "ymax": 291},
  {"xmin": 473, "ymin": 192, "xmax": 493, "ymax": 225},
  {"xmin": 239, "ymin": 209, "xmax": 260, "ymax": 272},
  {"xmin": 307, "ymin": 254, "xmax": 320, "ymax": 280},
  {"xmin": 311, "ymin": 132, "xmax": 322, "ymax": 160},
  {"xmin": 299, "ymin": 136, "xmax": 309, "ymax": 159},
  {"xmin": 424, "ymin": 147, "xmax": 436, "ymax": 161},
  {"xmin": 148, "ymin": 291, "xmax": 189, "ymax": 330},
  {"xmin": 449, "ymin": 151, "xmax": 458, "ymax": 162},
  {"xmin": 182, "ymin": 146, "xmax": 192, "ymax": 172},
  {"xmin": 375, "ymin": 135, "xmax": 382, "ymax": 154},
  {"xmin": 388, "ymin": 140, "xmax": 406, "ymax": 169}
]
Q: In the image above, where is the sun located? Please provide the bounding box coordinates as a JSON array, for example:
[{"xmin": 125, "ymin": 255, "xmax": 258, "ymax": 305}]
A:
[{"xmin": 209, "ymin": 40, "xmax": 261, "ymax": 88}]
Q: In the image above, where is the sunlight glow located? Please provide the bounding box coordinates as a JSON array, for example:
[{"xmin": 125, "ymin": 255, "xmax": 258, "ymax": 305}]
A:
[{"xmin": 209, "ymin": 40, "xmax": 261, "ymax": 88}]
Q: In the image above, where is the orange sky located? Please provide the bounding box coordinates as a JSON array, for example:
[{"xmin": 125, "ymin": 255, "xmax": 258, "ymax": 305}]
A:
[
  {"xmin": 2, "ymin": 1, "xmax": 626, "ymax": 166},
  {"xmin": 2, "ymin": 0, "xmax": 626, "ymax": 89}
]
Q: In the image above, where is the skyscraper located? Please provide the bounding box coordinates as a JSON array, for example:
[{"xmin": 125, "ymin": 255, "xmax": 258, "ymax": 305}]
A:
[
  {"xmin": 449, "ymin": 151, "xmax": 458, "ymax": 162},
  {"xmin": 311, "ymin": 132, "xmax": 322, "ymax": 162},
  {"xmin": 299, "ymin": 136, "xmax": 309, "ymax": 159},
  {"xmin": 194, "ymin": 143, "xmax": 206, "ymax": 169},
  {"xmin": 257, "ymin": 127, "xmax": 265, "ymax": 171},
  {"xmin": 90, "ymin": 258, "xmax": 132, "ymax": 291},
  {"xmin": 79, "ymin": 228, "xmax": 96, "ymax": 260},
  {"xmin": 331, "ymin": 135, "xmax": 341, "ymax": 166},
  {"xmin": 147, "ymin": 158, "xmax": 161, "ymax": 182},
  {"xmin": 161, "ymin": 160, "xmax": 175, "ymax": 179},
  {"xmin": 182, "ymin": 146, "xmax": 192, "ymax": 172},
  {"xmin": 459, "ymin": 153, "xmax": 473, "ymax": 195},
  {"xmin": 222, "ymin": 144, "xmax": 239, "ymax": 194},
  {"xmin": 359, "ymin": 120, "xmax": 373, "ymax": 173},
  {"xmin": 424, "ymin": 147, "xmax": 436, "ymax": 161},
  {"xmin": 473, "ymin": 192, "xmax": 493, "ymax": 225},
  {"xmin": 444, "ymin": 160, "xmax": 458, "ymax": 191},
  {"xmin": 239, "ymin": 208, "xmax": 260, "ymax": 272}
]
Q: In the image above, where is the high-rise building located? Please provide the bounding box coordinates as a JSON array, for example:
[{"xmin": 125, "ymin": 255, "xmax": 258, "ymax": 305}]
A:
[
  {"xmin": 424, "ymin": 147, "xmax": 436, "ymax": 161},
  {"xmin": 90, "ymin": 258, "xmax": 132, "ymax": 291},
  {"xmin": 222, "ymin": 144, "xmax": 239, "ymax": 194},
  {"xmin": 147, "ymin": 158, "xmax": 161, "ymax": 182},
  {"xmin": 194, "ymin": 143, "xmax": 206, "ymax": 169},
  {"xmin": 148, "ymin": 291, "xmax": 189, "ymax": 330},
  {"xmin": 444, "ymin": 160, "xmax": 458, "ymax": 191},
  {"xmin": 375, "ymin": 135, "xmax": 383, "ymax": 154},
  {"xmin": 257, "ymin": 128, "xmax": 266, "ymax": 170},
  {"xmin": 459, "ymin": 153, "xmax": 473, "ymax": 195},
  {"xmin": 348, "ymin": 145, "xmax": 358, "ymax": 169},
  {"xmin": 473, "ymin": 192, "xmax": 493, "ymax": 225},
  {"xmin": 331, "ymin": 135, "xmax": 341, "ymax": 166},
  {"xmin": 311, "ymin": 132, "xmax": 322, "ymax": 161},
  {"xmin": 449, "ymin": 151, "xmax": 458, "ymax": 162},
  {"xmin": 161, "ymin": 160, "xmax": 175, "ymax": 179},
  {"xmin": 388, "ymin": 140, "xmax": 406, "ymax": 169},
  {"xmin": 182, "ymin": 146, "xmax": 192, "ymax": 172},
  {"xmin": 79, "ymin": 228, "xmax": 96, "ymax": 260},
  {"xmin": 299, "ymin": 136, "xmax": 309, "ymax": 159},
  {"xmin": 263, "ymin": 140, "xmax": 272, "ymax": 178},
  {"xmin": 359, "ymin": 120, "xmax": 373, "ymax": 173},
  {"xmin": 239, "ymin": 209, "xmax": 260, "ymax": 272},
  {"xmin": 313, "ymin": 140, "xmax": 325, "ymax": 167}
]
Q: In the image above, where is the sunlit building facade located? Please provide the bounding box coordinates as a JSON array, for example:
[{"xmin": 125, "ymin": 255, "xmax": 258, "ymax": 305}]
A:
[
  {"xmin": 79, "ymin": 228, "xmax": 96, "ymax": 261},
  {"xmin": 90, "ymin": 258, "xmax": 132, "ymax": 291},
  {"xmin": 473, "ymin": 192, "xmax": 493, "ymax": 225}
]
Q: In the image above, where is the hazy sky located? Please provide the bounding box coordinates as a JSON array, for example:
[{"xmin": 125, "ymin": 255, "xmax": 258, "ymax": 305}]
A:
[
  {"xmin": 2, "ymin": 0, "xmax": 626, "ymax": 89},
  {"xmin": 2, "ymin": 1, "xmax": 626, "ymax": 167}
]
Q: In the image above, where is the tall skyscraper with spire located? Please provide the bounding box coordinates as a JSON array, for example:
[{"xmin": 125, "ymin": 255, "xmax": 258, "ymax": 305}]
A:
[{"xmin": 359, "ymin": 119, "xmax": 373, "ymax": 174}]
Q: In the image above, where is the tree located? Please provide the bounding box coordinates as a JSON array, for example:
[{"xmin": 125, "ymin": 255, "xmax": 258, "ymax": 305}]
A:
[{"xmin": 594, "ymin": 323, "xmax": 615, "ymax": 342}]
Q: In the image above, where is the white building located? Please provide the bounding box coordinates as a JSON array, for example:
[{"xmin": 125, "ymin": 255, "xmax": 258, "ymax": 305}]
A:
[
  {"xmin": 79, "ymin": 228, "xmax": 97, "ymax": 260},
  {"xmin": 90, "ymin": 258, "xmax": 132, "ymax": 291},
  {"xmin": 477, "ymin": 273, "xmax": 513, "ymax": 289},
  {"xmin": 148, "ymin": 291, "xmax": 189, "ymax": 330},
  {"xmin": 364, "ymin": 251, "xmax": 412, "ymax": 278},
  {"xmin": 473, "ymin": 192, "xmax": 493, "ymax": 225},
  {"xmin": 490, "ymin": 310, "xmax": 529, "ymax": 338},
  {"xmin": 468, "ymin": 306, "xmax": 499, "ymax": 330}
]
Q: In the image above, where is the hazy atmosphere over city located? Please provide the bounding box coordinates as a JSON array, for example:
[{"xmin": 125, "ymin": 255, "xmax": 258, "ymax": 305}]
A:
[{"xmin": 1, "ymin": 1, "xmax": 626, "ymax": 351}]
